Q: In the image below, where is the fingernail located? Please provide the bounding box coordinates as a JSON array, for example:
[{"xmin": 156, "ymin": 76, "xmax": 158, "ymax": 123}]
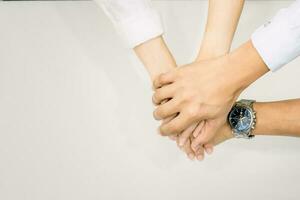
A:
[
  {"xmin": 188, "ymin": 153, "xmax": 195, "ymax": 160},
  {"xmin": 206, "ymin": 147, "xmax": 213, "ymax": 155},
  {"xmin": 179, "ymin": 139, "xmax": 185, "ymax": 147},
  {"xmin": 197, "ymin": 155, "xmax": 204, "ymax": 161}
]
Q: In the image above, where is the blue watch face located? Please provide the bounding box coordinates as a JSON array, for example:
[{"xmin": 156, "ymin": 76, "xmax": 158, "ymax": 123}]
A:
[{"xmin": 228, "ymin": 106, "xmax": 252, "ymax": 132}]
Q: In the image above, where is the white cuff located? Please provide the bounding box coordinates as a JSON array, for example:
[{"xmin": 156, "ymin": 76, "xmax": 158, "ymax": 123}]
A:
[
  {"xmin": 115, "ymin": 10, "xmax": 164, "ymax": 48},
  {"xmin": 251, "ymin": 5, "xmax": 300, "ymax": 72}
]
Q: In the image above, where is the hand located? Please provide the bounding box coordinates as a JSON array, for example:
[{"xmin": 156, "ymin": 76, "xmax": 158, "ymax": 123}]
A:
[
  {"xmin": 169, "ymin": 120, "xmax": 233, "ymax": 161},
  {"xmin": 155, "ymin": 101, "xmax": 207, "ymax": 160},
  {"xmin": 191, "ymin": 121, "xmax": 234, "ymax": 160},
  {"xmin": 152, "ymin": 55, "xmax": 243, "ymax": 151}
]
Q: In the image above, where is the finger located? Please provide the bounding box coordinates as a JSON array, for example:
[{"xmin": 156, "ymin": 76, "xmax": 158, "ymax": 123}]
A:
[
  {"xmin": 159, "ymin": 113, "xmax": 197, "ymax": 136},
  {"xmin": 192, "ymin": 121, "xmax": 205, "ymax": 138},
  {"xmin": 155, "ymin": 98, "xmax": 169, "ymax": 107},
  {"xmin": 153, "ymin": 71, "xmax": 176, "ymax": 89},
  {"xmin": 165, "ymin": 116, "xmax": 179, "ymax": 140},
  {"xmin": 191, "ymin": 120, "xmax": 218, "ymax": 151},
  {"xmin": 162, "ymin": 115, "xmax": 177, "ymax": 137},
  {"xmin": 152, "ymin": 84, "xmax": 176, "ymax": 105},
  {"xmin": 153, "ymin": 98, "xmax": 181, "ymax": 120},
  {"xmin": 158, "ymin": 113, "xmax": 176, "ymax": 135},
  {"xmin": 162, "ymin": 114, "xmax": 175, "ymax": 123},
  {"xmin": 178, "ymin": 122, "xmax": 198, "ymax": 147},
  {"xmin": 204, "ymin": 143, "xmax": 214, "ymax": 155},
  {"xmin": 194, "ymin": 145, "xmax": 205, "ymax": 161},
  {"xmin": 183, "ymin": 138, "xmax": 195, "ymax": 160},
  {"xmin": 169, "ymin": 135, "xmax": 178, "ymax": 141}
]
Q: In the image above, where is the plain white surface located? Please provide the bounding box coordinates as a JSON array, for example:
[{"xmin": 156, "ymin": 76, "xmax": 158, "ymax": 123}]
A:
[{"xmin": 0, "ymin": 1, "xmax": 300, "ymax": 200}]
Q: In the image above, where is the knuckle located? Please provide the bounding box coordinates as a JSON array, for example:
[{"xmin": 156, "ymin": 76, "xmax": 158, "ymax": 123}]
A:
[
  {"xmin": 181, "ymin": 89, "xmax": 196, "ymax": 100},
  {"xmin": 159, "ymin": 73, "xmax": 169, "ymax": 83},
  {"xmin": 185, "ymin": 105, "xmax": 199, "ymax": 119},
  {"xmin": 180, "ymin": 89, "xmax": 189, "ymax": 98},
  {"xmin": 154, "ymin": 78, "xmax": 160, "ymax": 88},
  {"xmin": 156, "ymin": 107, "xmax": 165, "ymax": 118},
  {"xmin": 177, "ymin": 90, "xmax": 190, "ymax": 102},
  {"xmin": 154, "ymin": 91, "xmax": 162, "ymax": 102}
]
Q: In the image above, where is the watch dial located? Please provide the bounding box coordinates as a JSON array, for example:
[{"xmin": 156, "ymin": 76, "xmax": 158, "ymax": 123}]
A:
[{"xmin": 228, "ymin": 106, "xmax": 252, "ymax": 132}]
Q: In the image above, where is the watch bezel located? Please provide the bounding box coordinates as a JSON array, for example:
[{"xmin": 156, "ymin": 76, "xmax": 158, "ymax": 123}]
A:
[{"xmin": 228, "ymin": 102, "xmax": 256, "ymax": 138}]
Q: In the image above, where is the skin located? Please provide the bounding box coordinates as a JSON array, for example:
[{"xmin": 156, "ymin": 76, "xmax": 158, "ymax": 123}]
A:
[
  {"xmin": 132, "ymin": 1, "xmax": 299, "ymax": 162},
  {"xmin": 252, "ymin": 100, "xmax": 300, "ymax": 137},
  {"xmin": 134, "ymin": 36, "xmax": 198, "ymax": 158},
  {"xmin": 179, "ymin": 0, "xmax": 246, "ymax": 160},
  {"xmin": 135, "ymin": 0, "xmax": 245, "ymax": 160},
  {"xmin": 206, "ymin": 100, "xmax": 300, "ymax": 150},
  {"xmin": 196, "ymin": 0, "xmax": 245, "ymax": 61},
  {"xmin": 134, "ymin": 36, "xmax": 176, "ymax": 82},
  {"xmin": 153, "ymin": 40, "xmax": 270, "ymax": 153}
]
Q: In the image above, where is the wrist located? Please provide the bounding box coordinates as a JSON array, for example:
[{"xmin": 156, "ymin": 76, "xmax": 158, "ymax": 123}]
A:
[
  {"xmin": 196, "ymin": 31, "xmax": 233, "ymax": 61},
  {"xmin": 134, "ymin": 36, "xmax": 177, "ymax": 82},
  {"xmin": 196, "ymin": 51, "xmax": 228, "ymax": 62},
  {"xmin": 225, "ymin": 40, "xmax": 269, "ymax": 92},
  {"xmin": 196, "ymin": 41, "xmax": 230, "ymax": 62}
]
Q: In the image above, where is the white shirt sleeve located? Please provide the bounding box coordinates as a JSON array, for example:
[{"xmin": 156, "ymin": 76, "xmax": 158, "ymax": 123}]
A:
[
  {"xmin": 251, "ymin": 0, "xmax": 300, "ymax": 71},
  {"xmin": 94, "ymin": 0, "xmax": 164, "ymax": 48}
]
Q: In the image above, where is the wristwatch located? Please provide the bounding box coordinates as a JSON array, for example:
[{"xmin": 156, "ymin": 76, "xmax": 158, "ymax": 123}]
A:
[{"xmin": 227, "ymin": 99, "xmax": 256, "ymax": 139}]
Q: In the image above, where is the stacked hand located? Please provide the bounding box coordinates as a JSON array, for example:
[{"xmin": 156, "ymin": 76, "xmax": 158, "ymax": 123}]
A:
[{"xmin": 152, "ymin": 55, "xmax": 242, "ymax": 160}]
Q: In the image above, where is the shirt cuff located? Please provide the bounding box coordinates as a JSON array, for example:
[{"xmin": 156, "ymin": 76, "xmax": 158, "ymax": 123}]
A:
[
  {"xmin": 251, "ymin": 9, "xmax": 300, "ymax": 72},
  {"xmin": 115, "ymin": 10, "xmax": 164, "ymax": 48}
]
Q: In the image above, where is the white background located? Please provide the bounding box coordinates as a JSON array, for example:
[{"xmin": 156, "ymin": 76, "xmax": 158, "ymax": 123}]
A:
[{"xmin": 0, "ymin": 1, "xmax": 300, "ymax": 200}]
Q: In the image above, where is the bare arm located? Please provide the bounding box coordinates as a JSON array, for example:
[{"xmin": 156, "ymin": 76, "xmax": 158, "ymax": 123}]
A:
[
  {"xmin": 197, "ymin": 0, "xmax": 245, "ymax": 61},
  {"xmin": 134, "ymin": 0, "xmax": 246, "ymax": 78},
  {"xmin": 134, "ymin": 36, "xmax": 176, "ymax": 81},
  {"xmin": 212, "ymin": 99, "xmax": 300, "ymax": 146},
  {"xmin": 135, "ymin": 0, "xmax": 245, "ymax": 160},
  {"xmin": 173, "ymin": 0, "xmax": 245, "ymax": 160},
  {"xmin": 254, "ymin": 99, "xmax": 300, "ymax": 137}
]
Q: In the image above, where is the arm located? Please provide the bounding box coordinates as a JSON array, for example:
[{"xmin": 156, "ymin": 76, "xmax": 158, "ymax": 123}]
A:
[
  {"xmin": 254, "ymin": 99, "xmax": 300, "ymax": 137},
  {"xmin": 134, "ymin": 36, "xmax": 176, "ymax": 81},
  {"xmin": 96, "ymin": 1, "xmax": 198, "ymax": 157},
  {"xmin": 134, "ymin": 0, "xmax": 245, "ymax": 76},
  {"xmin": 153, "ymin": 1, "xmax": 300, "ymax": 148},
  {"xmin": 197, "ymin": 0, "xmax": 245, "ymax": 61},
  {"xmin": 135, "ymin": 36, "xmax": 202, "ymax": 158},
  {"xmin": 171, "ymin": 0, "xmax": 245, "ymax": 160},
  {"xmin": 153, "ymin": 40, "xmax": 269, "ymax": 148},
  {"xmin": 212, "ymin": 99, "xmax": 300, "ymax": 146}
]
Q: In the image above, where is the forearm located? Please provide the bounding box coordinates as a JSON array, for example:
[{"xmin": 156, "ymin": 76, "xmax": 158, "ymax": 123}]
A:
[
  {"xmin": 197, "ymin": 0, "xmax": 244, "ymax": 60},
  {"xmin": 253, "ymin": 99, "xmax": 300, "ymax": 137},
  {"xmin": 134, "ymin": 36, "xmax": 176, "ymax": 81},
  {"xmin": 226, "ymin": 40, "xmax": 269, "ymax": 93}
]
